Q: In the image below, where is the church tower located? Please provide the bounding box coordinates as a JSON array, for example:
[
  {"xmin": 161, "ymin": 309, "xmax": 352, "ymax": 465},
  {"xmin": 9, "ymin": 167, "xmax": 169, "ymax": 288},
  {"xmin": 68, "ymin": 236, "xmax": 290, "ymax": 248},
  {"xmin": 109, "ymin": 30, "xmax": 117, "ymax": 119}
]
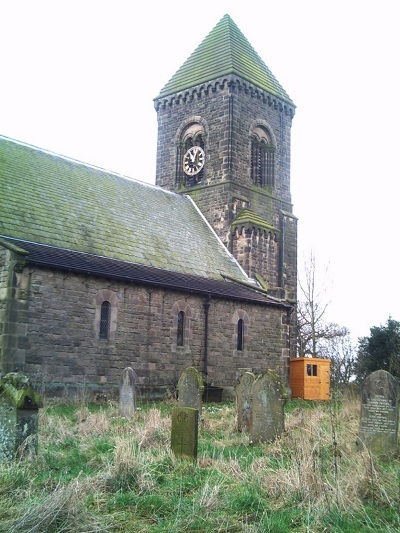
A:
[{"xmin": 154, "ymin": 14, "xmax": 297, "ymax": 303}]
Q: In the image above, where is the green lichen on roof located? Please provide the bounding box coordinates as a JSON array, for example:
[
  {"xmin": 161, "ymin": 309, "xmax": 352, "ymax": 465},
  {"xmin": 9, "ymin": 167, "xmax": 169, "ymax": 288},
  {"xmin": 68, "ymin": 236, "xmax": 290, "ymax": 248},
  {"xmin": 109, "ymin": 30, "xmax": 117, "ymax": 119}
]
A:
[
  {"xmin": 157, "ymin": 14, "xmax": 293, "ymax": 104},
  {"xmin": 232, "ymin": 209, "xmax": 278, "ymax": 234},
  {"xmin": 0, "ymin": 135, "xmax": 248, "ymax": 281}
]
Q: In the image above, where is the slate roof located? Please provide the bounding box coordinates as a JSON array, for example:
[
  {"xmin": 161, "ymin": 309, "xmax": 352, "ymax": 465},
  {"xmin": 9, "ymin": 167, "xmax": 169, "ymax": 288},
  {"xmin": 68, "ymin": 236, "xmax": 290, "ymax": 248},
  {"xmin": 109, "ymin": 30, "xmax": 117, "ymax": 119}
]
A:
[
  {"xmin": 0, "ymin": 134, "xmax": 290, "ymax": 311},
  {"xmin": 0, "ymin": 135, "xmax": 253, "ymax": 282},
  {"xmin": 156, "ymin": 14, "xmax": 294, "ymax": 105},
  {"xmin": 1, "ymin": 237, "xmax": 287, "ymax": 306}
]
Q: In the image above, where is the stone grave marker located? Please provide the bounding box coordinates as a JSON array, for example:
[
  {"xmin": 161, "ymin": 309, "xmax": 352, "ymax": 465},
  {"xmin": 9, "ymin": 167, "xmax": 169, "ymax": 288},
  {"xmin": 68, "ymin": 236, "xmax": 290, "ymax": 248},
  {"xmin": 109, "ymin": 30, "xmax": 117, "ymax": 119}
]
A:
[
  {"xmin": 250, "ymin": 370, "xmax": 285, "ymax": 444},
  {"xmin": 119, "ymin": 366, "xmax": 137, "ymax": 416},
  {"xmin": 357, "ymin": 369, "xmax": 399, "ymax": 456},
  {"xmin": 177, "ymin": 367, "xmax": 204, "ymax": 416},
  {"xmin": 171, "ymin": 407, "xmax": 198, "ymax": 460},
  {"xmin": 0, "ymin": 372, "xmax": 42, "ymax": 461},
  {"xmin": 236, "ymin": 371, "xmax": 255, "ymax": 432}
]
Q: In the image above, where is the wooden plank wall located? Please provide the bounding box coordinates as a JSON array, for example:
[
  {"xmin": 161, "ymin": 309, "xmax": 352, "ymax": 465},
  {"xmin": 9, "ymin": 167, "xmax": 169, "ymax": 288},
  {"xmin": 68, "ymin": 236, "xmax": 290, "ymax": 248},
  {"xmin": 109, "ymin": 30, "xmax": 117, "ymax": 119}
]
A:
[{"xmin": 290, "ymin": 358, "xmax": 331, "ymax": 400}]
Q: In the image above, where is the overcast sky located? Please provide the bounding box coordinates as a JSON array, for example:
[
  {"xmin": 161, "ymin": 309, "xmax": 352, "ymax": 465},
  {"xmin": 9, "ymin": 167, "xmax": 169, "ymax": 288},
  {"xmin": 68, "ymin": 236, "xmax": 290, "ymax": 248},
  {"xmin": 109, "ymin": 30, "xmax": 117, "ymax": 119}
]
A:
[{"xmin": 2, "ymin": 0, "xmax": 399, "ymax": 344}]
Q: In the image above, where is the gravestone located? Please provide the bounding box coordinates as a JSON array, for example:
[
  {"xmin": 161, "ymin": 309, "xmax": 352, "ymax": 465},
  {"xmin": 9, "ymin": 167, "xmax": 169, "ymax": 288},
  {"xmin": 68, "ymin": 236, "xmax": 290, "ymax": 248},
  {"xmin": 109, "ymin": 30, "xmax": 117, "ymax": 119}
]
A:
[
  {"xmin": 357, "ymin": 370, "xmax": 399, "ymax": 456},
  {"xmin": 177, "ymin": 367, "xmax": 204, "ymax": 416},
  {"xmin": 0, "ymin": 372, "xmax": 42, "ymax": 461},
  {"xmin": 236, "ymin": 371, "xmax": 255, "ymax": 432},
  {"xmin": 119, "ymin": 367, "xmax": 137, "ymax": 416},
  {"xmin": 171, "ymin": 406, "xmax": 198, "ymax": 460},
  {"xmin": 250, "ymin": 370, "xmax": 285, "ymax": 444}
]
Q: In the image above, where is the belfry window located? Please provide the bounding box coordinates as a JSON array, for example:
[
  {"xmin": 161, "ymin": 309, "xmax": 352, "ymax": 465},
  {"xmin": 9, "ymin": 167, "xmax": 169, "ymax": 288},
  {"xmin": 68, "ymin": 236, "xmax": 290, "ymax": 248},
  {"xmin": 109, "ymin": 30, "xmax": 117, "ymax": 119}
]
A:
[
  {"xmin": 251, "ymin": 126, "xmax": 275, "ymax": 187},
  {"xmin": 99, "ymin": 301, "xmax": 111, "ymax": 339},
  {"xmin": 177, "ymin": 311, "xmax": 185, "ymax": 346}
]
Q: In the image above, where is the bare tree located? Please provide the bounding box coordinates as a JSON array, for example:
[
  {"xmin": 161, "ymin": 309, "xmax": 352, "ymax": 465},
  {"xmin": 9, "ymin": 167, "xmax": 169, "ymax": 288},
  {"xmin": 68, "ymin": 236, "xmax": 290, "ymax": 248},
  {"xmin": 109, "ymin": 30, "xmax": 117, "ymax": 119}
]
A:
[
  {"xmin": 297, "ymin": 251, "xmax": 331, "ymax": 357},
  {"xmin": 297, "ymin": 251, "xmax": 346, "ymax": 357},
  {"xmin": 319, "ymin": 327, "xmax": 356, "ymax": 384}
]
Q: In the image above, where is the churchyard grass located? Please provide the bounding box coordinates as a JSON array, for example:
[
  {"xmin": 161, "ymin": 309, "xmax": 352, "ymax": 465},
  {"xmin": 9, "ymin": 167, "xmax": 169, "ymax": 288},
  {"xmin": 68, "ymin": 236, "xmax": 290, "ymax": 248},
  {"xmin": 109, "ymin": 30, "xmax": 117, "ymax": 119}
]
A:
[{"xmin": 0, "ymin": 390, "xmax": 399, "ymax": 532}]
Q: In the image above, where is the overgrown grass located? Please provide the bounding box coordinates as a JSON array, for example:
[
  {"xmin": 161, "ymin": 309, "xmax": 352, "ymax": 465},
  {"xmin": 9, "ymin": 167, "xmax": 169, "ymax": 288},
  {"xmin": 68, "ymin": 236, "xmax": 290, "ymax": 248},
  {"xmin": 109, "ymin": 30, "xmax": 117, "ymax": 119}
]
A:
[{"xmin": 0, "ymin": 390, "xmax": 399, "ymax": 532}]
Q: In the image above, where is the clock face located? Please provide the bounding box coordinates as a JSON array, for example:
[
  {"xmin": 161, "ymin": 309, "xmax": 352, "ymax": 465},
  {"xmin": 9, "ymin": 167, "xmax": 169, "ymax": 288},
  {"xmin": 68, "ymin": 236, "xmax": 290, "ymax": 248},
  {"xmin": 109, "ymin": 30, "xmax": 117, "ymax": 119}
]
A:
[{"xmin": 183, "ymin": 146, "xmax": 205, "ymax": 177}]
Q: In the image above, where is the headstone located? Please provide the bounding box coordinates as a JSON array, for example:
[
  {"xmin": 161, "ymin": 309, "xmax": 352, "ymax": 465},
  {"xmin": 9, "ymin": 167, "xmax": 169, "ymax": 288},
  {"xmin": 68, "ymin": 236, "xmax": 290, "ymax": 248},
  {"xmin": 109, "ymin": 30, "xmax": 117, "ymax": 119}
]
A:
[
  {"xmin": 236, "ymin": 371, "xmax": 255, "ymax": 432},
  {"xmin": 250, "ymin": 370, "xmax": 285, "ymax": 444},
  {"xmin": 177, "ymin": 367, "xmax": 204, "ymax": 416},
  {"xmin": 119, "ymin": 367, "xmax": 137, "ymax": 416},
  {"xmin": 357, "ymin": 370, "xmax": 399, "ymax": 456},
  {"xmin": 171, "ymin": 407, "xmax": 198, "ymax": 460},
  {"xmin": 0, "ymin": 372, "xmax": 42, "ymax": 461}
]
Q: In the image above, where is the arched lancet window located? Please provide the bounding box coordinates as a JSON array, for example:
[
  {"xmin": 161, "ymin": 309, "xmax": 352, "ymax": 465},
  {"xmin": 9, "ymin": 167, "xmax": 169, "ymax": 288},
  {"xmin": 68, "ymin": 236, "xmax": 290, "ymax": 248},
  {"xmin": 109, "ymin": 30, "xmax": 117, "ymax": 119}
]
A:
[
  {"xmin": 237, "ymin": 318, "xmax": 245, "ymax": 351},
  {"xmin": 99, "ymin": 301, "xmax": 111, "ymax": 339},
  {"xmin": 177, "ymin": 122, "xmax": 205, "ymax": 187},
  {"xmin": 171, "ymin": 300, "xmax": 192, "ymax": 352},
  {"xmin": 251, "ymin": 126, "xmax": 275, "ymax": 187},
  {"xmin": 232, "ymin": 309, "xmax": 250, "ymax": 354},
  {"xmin": 177, "ymin": 311, "xmax": 185, "ymax": 346}
]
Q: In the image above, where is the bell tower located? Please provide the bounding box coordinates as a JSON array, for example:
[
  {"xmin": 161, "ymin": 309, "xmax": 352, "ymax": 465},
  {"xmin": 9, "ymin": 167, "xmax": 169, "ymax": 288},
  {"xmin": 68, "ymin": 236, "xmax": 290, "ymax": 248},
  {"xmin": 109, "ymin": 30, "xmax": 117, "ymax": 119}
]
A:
[{"xmin": 154, "ymin": 14, "xmax": 297, "ymax": 303}]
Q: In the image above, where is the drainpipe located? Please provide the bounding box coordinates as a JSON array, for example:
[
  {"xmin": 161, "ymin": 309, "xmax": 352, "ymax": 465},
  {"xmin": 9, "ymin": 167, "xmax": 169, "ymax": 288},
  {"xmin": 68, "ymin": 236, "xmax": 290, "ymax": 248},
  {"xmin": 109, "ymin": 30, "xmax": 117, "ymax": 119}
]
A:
[
  {"xmin": 203, "ymin": 297, "xmax": 211, "ymax": 379},
  {"xmin": 279, "ymin": 212, "xmax": 286, "ymax": 296}
]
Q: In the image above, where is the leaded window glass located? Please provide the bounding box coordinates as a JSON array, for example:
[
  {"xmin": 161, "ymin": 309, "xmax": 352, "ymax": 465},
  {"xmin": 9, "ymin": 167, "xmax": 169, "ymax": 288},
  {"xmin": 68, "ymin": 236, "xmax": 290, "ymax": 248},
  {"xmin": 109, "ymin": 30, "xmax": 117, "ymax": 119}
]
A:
[
  {"xmin": 100, "ymin": 301, "xmax": 111, "ymax": 339},
  {"xmin": 177, "ymin": 311, "xmax": 185, "ymax": 346},
  {"xmin": 237, "ymin": 318, "xmax": 244, "ymax": 351}
]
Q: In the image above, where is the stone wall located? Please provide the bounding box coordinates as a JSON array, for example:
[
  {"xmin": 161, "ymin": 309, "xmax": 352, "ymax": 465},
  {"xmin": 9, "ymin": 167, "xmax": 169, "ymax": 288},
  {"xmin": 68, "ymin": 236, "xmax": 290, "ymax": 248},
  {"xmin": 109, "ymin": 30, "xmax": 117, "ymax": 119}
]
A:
[
  {"xmin": 1, "ymin": 261, "xmax": 290, "ymax": 400},
  {"xmin": 0, "ymin": 247, "xmax": 10, "ymax": 370},
  {"xmin": 154, "ymin": 78, "xmax": 296, "ymax": 303},
  {"xmin": 0, "ymin": 246, "xmax": 30, "ymax": 374},
  {"xmin": 155, "ymin": 80, "xmax": 294, "ymax": 207}
]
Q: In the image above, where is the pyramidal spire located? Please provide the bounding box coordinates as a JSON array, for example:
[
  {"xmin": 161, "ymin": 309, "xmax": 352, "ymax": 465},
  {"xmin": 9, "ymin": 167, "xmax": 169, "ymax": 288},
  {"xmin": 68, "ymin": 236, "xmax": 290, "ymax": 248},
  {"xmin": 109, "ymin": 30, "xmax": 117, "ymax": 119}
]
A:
[{"xmin": 157, "ymin": 14, "xmax": 293, "ymax": 104}]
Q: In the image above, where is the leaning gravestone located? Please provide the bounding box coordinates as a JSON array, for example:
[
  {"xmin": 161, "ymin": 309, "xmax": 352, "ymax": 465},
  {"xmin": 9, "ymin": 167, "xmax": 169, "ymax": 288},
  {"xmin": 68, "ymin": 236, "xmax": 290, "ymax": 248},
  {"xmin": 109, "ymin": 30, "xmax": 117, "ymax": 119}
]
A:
[
  {"xmin": 357, "ymin": 369, "xmax": 399, "ymax": 456},
  {"xmin": 0, "ymin": 372, "xmax": 42, "ymax": 461},
  {"xmin": 171, "ymin": 406, "xmax": 198, "ymax": 460},
  {"xmin": 177, "ymin": 367, "xmax": 204, "ymax": 416},
  {"xmin": 119, "ymin": 367, "xmax": 137, "ymax": 416},
  {"xmin": 236, "ymin": 371, "xmax": 255, "ymax": 432},
  {"xmin": 250, "ymin": 370, "xmax": 285, "ymax": 444}
]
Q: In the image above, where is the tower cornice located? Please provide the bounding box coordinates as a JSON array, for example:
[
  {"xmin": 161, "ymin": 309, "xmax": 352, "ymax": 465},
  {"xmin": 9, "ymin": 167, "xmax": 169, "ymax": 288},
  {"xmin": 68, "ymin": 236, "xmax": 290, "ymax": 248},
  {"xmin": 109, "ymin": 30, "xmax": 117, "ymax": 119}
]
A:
[{"xmin": 154, "ymin": 74, "xmax": 295, "ymax": 118}]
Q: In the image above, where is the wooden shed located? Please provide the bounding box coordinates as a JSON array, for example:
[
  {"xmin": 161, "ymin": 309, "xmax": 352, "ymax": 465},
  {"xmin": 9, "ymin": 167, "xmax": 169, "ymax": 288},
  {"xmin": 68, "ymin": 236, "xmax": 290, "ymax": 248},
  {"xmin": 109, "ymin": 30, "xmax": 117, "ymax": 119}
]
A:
[{"xmin": 289, "ymin": 358, "xmax": 331, "ymax": 400}]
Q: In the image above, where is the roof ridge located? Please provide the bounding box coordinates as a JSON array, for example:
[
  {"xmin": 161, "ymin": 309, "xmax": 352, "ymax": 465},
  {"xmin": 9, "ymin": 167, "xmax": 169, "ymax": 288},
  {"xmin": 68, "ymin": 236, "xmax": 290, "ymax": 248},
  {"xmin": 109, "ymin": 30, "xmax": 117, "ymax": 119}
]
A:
[{"xmin": 0, "ymin": 133, "xmax": 169, "ymax": 193}]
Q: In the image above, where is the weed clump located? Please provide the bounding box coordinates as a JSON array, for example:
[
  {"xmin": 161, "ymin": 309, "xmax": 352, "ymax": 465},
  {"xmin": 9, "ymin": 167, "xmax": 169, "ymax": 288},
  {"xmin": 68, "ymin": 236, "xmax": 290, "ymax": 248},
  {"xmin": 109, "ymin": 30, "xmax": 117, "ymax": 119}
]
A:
[{"xmin": 0, "ymin": 394, "xmax": 398, "ymax": 532}]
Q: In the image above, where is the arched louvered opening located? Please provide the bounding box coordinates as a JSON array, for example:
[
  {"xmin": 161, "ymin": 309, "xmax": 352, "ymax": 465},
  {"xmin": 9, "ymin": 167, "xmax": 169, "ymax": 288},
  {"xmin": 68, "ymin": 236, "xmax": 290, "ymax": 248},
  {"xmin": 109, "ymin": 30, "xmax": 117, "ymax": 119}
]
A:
[{"xmin": 251, "ymin": 126, "xmax": 275, "ymax": 187}]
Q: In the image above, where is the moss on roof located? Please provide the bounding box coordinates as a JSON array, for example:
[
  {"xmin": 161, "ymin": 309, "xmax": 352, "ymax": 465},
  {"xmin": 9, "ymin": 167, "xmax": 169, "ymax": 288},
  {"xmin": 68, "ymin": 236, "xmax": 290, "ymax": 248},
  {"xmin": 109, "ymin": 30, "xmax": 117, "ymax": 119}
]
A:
[
  {"xmin": 156, "ymin": 14, "xmax": 294, "ymax": 104},
  {"xmin": 0, "ymin": 136, "xmax": 249, "ymax": 281}
]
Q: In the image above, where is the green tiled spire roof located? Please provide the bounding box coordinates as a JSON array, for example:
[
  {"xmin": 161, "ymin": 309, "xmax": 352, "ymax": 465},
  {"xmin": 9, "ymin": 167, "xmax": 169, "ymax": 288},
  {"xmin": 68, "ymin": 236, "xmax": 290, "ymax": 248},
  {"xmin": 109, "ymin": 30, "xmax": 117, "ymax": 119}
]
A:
[
  {"xmin": 157, "ymin": 14, "xmax": 293, "ymax": 104},
  {"xmin": 0, "ymin": 135, "xmax": 250, "ymax": 281}
]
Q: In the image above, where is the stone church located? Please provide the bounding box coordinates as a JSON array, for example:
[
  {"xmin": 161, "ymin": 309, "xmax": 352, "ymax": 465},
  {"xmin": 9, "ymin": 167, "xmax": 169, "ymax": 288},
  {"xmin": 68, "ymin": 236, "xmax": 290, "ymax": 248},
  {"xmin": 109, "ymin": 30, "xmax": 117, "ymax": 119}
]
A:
[{"xmin": 0, "ymin": 14, "xmax": 297, "ymax": 400}]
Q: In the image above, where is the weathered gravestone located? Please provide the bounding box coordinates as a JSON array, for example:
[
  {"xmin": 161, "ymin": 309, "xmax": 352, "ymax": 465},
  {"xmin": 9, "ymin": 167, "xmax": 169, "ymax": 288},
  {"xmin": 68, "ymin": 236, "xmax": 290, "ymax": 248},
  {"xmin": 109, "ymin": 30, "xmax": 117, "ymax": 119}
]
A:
[
  {"xmin": 357, "ymin": 370, "xmax": 399, "ymax": 456},
  {"xmin": 0, "ymin": 372, "xmax": 42, "ymax": 461},
  {"xmin": 171, "ymin": 406, "xmax": 198, "ymax": 460},
  {"xmin": 177, "ymin": 367, "xmax": 204, "ymax": 416},
  {"xmin": 236, "ymin": 371, "xmax": 255, "ymax": 432},
  {"xmin": 250, "ymin": 370, "xmax": 285, "ymax": 444},
  {"xmin": 119, "ymin": 366, "xmax": 137, "ymax": 416}
]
